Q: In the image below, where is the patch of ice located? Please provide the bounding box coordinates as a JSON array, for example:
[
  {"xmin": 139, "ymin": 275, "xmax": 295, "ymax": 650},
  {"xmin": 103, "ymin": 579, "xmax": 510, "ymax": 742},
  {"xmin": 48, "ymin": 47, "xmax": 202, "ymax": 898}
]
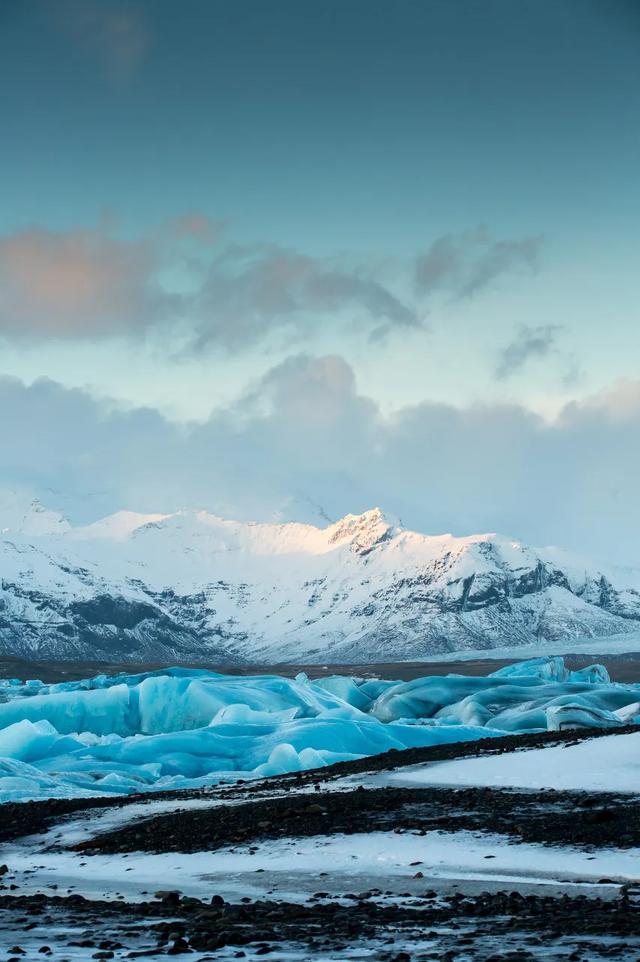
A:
[{"xmin": 5, "ymin": 829, "xmax": 640, "ymax": 904}]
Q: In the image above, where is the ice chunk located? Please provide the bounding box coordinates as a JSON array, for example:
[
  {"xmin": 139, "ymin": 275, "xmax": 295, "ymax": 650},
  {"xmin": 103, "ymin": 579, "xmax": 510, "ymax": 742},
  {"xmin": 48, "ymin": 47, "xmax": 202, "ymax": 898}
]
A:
[
  {"xmin": 0, "ymin": 684, "xmax": 133, "ymax": 737},
  {"xmin": 490, "ymin": 656, "xmax": 610, "ymax": 685},
  {"xmin": 208, "ymin": 704, "xmax": 300, "ymax": 727},
  {"xmin": 614, "ymin": 701, "xmax": 640, "ymax": 724},
  {"xmin": 490, "ymin": 656, "xmax": 571, "ymax": 682},
  {"xmin": 0, "ymin": 719, "xmax": 59, "ymax": 761},
  {"xmin": 311, "ymin": 675, "xmax": 375, "ymax": 712},
  {"xmin": 546, "ymin": 704, "xmax": 625, "ymax": 731}
]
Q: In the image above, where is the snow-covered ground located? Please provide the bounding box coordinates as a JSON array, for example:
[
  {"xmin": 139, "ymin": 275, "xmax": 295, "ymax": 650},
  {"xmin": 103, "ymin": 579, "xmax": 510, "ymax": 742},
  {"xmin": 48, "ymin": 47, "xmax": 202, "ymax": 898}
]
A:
[
  {"xmin": 375, "ymin": 730, "xmax": 640, "ymax": 793},
  {"xmin": 3, "ymin": 753, "xmax": 639, "ymax": 910},
  {"xmin": 2, "ymin": 656, "xmax": 640, "ymax": 802},
  {"xmin": 4, "ymin": 824, "xmax": 638, "ymax": 905}
]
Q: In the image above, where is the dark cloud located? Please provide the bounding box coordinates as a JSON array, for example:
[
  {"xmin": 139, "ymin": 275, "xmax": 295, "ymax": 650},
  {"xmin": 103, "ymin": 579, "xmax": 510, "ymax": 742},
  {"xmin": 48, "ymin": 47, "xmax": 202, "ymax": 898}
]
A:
[
  {"xmin": 415, "ymin": 228, "xmax": 542, "ymax": 298},
  {"xmin": 191, "ymin": 245, "xmax": 421, "ymax": 351},
  {"xmin": 495, "ymin": 324, "xmax": 561, "ymax": 380},
  {"xmin": 2, "ymin": 361, "xmax": 639, "ymax": 564}
]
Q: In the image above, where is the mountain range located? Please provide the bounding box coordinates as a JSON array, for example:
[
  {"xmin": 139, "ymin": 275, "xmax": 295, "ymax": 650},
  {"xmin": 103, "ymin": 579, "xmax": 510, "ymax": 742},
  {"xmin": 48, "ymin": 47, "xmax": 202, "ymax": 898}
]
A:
[{"xmin": 1, "ymin": 497, "xmax": 639, "ymax": 664}]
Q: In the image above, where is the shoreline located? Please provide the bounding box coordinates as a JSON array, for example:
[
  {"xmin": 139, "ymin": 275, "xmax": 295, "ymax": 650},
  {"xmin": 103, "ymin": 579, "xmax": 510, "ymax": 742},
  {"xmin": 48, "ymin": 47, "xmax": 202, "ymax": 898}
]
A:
[{"xmin": 4, "ymin": 647, "xmax": 640, "ymax": 683}]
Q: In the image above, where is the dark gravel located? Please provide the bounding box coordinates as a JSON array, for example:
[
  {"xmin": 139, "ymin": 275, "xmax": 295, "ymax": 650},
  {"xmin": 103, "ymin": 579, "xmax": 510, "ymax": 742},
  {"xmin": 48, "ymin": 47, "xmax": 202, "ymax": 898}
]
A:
[
  {"xmin": 2, "ymin": 889, "xmax": 640, "ymax": 961},
  {"xmin": 76, "ymin": 783, "xmax": 640, "ymax": 855}
]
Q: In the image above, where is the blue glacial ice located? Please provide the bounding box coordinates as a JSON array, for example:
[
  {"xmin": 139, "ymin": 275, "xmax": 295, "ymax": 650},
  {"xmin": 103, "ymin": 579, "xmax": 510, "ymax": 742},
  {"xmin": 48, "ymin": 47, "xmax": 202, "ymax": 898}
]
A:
[{"xmin": 0, "ymin": 656, "xmax": 638, "ymax": 802}]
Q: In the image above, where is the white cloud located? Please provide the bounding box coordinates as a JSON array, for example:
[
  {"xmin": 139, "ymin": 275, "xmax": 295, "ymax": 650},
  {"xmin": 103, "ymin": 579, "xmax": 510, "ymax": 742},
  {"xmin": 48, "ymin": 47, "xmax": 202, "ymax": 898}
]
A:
[{"xmin": 1, "ymin": 359, "xmax": 638, "ymax": 565}]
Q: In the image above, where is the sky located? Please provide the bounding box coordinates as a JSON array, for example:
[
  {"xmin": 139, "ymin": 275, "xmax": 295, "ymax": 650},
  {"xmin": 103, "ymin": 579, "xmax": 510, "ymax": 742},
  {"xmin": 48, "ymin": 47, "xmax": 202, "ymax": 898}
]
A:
[{"xmin": 0, "ymin": 0, "xmax": 639, "ymax": 563}]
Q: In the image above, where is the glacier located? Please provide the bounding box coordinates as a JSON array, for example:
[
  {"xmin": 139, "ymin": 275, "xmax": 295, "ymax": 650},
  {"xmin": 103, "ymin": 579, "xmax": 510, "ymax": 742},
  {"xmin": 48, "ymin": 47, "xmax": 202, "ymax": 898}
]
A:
[{"xmin": 0, "ymin": 656, "xmax": 639, "ymax": 803}]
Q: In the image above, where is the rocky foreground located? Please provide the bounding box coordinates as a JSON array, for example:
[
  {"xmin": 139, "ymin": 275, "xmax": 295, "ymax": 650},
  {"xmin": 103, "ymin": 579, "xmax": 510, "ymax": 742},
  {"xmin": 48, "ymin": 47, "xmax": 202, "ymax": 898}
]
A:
[{"xmin": 2, "ymin": 728, "xmax": 640, "ymax": 961}]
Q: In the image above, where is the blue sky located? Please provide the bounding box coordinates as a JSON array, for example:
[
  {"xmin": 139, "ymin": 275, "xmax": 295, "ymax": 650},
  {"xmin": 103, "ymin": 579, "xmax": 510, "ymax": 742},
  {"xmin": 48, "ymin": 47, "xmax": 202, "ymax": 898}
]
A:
[{"xmin": 0, "ymin": 0, "xmax": 639, "ymax": 560}]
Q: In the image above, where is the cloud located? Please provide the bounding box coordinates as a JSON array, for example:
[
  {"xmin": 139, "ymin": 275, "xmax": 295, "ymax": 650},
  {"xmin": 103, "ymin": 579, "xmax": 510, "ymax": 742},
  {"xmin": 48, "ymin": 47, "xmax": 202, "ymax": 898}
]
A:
[
  {"xmin": 0, "ymin": 227, "xmax": 166, "ymax": 338},
  {"xmin": 191, "ymin": 245, "xmax": 421, "ymax": 351},
  {"xmin": 495, "ymin": 324, "xmax": 561, "ymax": 380},
  {"xmin": 560, "ymin": 378, "xmax": 640, "ymax": 423},
  {"xmin": 0, "ymin": 222, "xmax": 541, "ymax": 351},
  {"xmin": 0, "ymin": 226, "xmax": 419, "ymax": 347},
  {"xmin": 2, "ymin": 360, "xmax": 639, "ymax": 565},
  {"xmin": 415, "ymin": 228, "xmax": 542, "ymax": 298}
]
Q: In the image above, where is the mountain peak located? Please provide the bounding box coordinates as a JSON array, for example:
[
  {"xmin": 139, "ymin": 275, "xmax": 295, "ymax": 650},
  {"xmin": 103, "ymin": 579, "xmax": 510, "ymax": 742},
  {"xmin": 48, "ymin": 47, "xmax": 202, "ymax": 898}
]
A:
[
  {"xmin": 0, "ymin": 490, "xmax": 70, "ymax": 537},
  {"xmin": 326, "ymin": 507, "xmax": 398, "ymax": 553}
]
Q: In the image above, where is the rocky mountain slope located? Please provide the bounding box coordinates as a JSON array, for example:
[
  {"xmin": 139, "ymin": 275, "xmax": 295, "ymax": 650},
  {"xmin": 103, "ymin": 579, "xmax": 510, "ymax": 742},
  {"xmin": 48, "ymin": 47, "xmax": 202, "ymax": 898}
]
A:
[{"xmin": 0, "ymin": 499, "xmax": 639, "ymax": 663}]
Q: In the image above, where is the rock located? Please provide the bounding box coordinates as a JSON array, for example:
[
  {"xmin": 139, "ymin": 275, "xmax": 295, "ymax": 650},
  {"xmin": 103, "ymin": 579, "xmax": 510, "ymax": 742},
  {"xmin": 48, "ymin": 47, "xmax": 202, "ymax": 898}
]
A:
[
  {"xmin": 155, "ymin": 890, "xmax": 182, "ymax": 904},
  {"xmin": 166, "ymin": 938, "xmax": 190, "ymax": 955}
]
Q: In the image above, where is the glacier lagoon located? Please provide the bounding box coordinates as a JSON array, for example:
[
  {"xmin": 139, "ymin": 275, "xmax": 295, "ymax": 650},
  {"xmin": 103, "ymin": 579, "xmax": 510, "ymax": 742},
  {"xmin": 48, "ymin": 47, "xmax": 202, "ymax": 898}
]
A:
[{"xmin": 0, "ymin": 656, "xmax": 638, "ymax": 803}]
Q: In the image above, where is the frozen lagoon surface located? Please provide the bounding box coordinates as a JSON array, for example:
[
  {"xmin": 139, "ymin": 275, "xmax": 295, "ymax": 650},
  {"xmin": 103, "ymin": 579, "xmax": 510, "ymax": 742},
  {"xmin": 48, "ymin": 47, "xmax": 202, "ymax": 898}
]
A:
[{"xmin": 1, "ymin": 655, "xmax": 640, "ymax": 802}]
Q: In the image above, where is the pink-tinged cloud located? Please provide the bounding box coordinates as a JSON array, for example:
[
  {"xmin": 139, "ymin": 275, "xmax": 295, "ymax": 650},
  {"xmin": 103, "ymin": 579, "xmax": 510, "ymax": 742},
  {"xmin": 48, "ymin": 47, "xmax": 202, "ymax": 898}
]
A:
[
  {"xmin": 0, "ymin": 228, "xmax": 159, "ymax": 337},
  {"xmin": 560, "ymin": 379, "xmax": 640, "ymax": 423}
]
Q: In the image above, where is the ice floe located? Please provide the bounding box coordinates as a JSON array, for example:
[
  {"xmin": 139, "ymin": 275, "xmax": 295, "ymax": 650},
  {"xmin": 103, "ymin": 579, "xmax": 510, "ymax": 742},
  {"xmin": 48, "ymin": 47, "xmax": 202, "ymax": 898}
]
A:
[{"xmin": 0, "ymin": 656, "xmax": 639, "ymax": 802}]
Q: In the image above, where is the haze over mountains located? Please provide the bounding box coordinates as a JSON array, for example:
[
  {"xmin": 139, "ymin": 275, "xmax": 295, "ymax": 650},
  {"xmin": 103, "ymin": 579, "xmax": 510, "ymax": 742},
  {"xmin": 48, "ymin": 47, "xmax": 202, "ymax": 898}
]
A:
[{"xmin": 1, "ymin": 495, "xmax": 639, "ymax": 665}]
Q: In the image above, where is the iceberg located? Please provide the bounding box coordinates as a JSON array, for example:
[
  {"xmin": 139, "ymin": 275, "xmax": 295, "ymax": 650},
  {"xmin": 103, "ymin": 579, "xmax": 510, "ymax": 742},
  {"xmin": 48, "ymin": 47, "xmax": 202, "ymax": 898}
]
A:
[{"xmin": 0, "ymin": 656, "xmax": 638, "ymax": 803}]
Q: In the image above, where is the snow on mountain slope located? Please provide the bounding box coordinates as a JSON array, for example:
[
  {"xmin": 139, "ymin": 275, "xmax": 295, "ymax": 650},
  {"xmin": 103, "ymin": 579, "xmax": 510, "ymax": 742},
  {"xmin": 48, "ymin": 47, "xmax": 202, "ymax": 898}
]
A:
[
  {"xmin": 0, "ymin": 492, "xmax": 70, "ymax": 537},
  {"xmin": 0, "ymin": 503, "xmax": 639, "ymax": 664},
  {"xmin": 72, "ymin": 511, "xmax": 171, "ymax": 542}
]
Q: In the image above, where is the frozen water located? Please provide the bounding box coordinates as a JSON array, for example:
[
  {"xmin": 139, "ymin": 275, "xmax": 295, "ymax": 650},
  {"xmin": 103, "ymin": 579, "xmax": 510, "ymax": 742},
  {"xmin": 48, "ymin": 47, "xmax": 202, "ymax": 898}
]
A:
[{"xmin": 0, "ymin": 656, "xmax": 638, "ymax": 802}]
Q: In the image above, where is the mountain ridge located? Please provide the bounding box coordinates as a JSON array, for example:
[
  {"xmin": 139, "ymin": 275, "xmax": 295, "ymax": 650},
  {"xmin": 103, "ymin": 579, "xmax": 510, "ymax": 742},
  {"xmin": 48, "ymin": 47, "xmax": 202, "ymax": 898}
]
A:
[{"xmin": 1, "ymin": 498, "xmax": 639, "ymax": 664}]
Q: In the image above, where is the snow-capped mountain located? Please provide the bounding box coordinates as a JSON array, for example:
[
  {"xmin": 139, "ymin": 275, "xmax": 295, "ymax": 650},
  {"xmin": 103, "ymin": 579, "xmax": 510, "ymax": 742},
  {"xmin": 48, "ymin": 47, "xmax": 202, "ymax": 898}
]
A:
[{"xmin": 1, "ymin": 499, "xmax": 639, "ymax": 664}]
